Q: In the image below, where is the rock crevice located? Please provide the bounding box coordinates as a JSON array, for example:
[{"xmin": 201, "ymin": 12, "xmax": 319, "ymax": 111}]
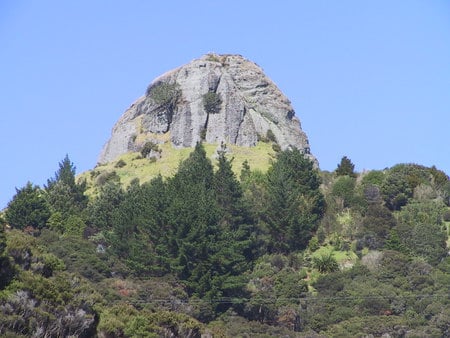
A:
[{"xmin": 98, "ymin": 54, "xmax": 315, "ymax": 164}]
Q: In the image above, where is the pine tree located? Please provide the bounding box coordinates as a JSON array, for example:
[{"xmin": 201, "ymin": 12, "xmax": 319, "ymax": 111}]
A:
[
  {"xmin": 46, "ymin": 154, "xmax": 87, "ymax": 217},
  {"xmin": 165, "ymin": 143, "xmax": 222, "ymax": 296},
  {"xmin": 47, "ymin": 154, "xmax": 76, "ymax": 188},
  {"xmin": 214, "ymin": 144, "xmax": 246, "ymax": 229},
  {"xmin": 265, "ymin": 148, "xmax": 325, "ymax": 252},
  {"xmin": 87, "ymin": 181, "xmax": 124, "ymax": 229},
  {"xmin": 335, "ymin": 156, "xmax": 356, "ymax": 177},
  {"xmin": 211, "ymin": 146, "xmax": 257, "ymax": 306}
]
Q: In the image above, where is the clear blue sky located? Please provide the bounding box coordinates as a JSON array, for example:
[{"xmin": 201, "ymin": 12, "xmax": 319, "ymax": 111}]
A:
[{"xmin": 1, "ymin": 1, "xmax": 449, "ymax": 209}]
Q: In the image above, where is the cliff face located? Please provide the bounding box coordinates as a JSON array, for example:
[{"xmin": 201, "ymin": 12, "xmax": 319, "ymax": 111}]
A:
[{"xmin": 98, "ymin": 54, "xmax": 314, "ymax": 164}]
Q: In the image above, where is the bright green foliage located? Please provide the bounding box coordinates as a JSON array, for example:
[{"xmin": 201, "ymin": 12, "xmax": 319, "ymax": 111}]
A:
[
  {"xmin": 265, "ymin": 148, "xmax": 325, "ymax": 252},
  {"xmin": 335, "ymin": 156, "xmax": 356, "ymax": 177},
  {"xmin": 312, "ymin": 251, "xmax": 339, "ymax": 273},
  {"xmin": 5, "ymin": 182, "xmax": 51, "ymax": 229},
  {"xmin": 361, "ymin": 170, "xmax": 385, "ymax": 186}
]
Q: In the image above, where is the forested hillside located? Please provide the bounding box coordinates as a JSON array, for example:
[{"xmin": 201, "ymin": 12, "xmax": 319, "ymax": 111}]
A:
[{"xmin": 1, "ymin": 144, "xmax": 449, "ymax": 337}]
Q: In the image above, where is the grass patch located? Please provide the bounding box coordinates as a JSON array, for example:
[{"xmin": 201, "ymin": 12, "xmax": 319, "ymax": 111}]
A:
[
  {"xmin": 310, "ymin": 245, "xmax": 358, "ymax": 270},
  {"xmin": 78, "ymin": 142, "xmax": 277, "ymax": 198}
]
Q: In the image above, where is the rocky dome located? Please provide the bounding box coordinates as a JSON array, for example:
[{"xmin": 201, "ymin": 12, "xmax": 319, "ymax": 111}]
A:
[{"xmin": 98, "ymin": 54, "xmax": 315, "ymax": 164}]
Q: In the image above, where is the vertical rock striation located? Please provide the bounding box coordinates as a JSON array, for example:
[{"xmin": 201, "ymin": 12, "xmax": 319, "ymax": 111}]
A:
[{"xmin": 98, "ymin": 54, "xmax": 315, "ymax": 164}]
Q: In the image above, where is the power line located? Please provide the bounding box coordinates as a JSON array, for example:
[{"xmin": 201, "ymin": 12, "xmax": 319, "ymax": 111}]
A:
[{"xmin": 130, "ymin": 293, "xmax": 450, "ymax": 305}]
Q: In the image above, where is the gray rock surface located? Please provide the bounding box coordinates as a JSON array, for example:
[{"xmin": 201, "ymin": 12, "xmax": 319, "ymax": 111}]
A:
[{"xmin": 98, "ymin": 54, "xmax": 315, "ymax": 164}]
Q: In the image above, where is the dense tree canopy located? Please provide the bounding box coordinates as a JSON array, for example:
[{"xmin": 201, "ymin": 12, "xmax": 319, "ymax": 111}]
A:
[{"xmin": 1, "ymin": 147, "xmax": 449, "ymax": 337}]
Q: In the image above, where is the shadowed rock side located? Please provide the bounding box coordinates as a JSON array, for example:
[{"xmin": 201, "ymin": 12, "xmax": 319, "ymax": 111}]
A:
[{"xmin": 98, "ymin": 54, "xmax": 315, "ymax": 164}]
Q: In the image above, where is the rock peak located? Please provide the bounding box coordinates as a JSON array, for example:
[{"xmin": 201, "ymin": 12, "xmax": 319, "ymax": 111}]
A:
[{"xmin": 98, "ymin": 54, "xmax": 315, "ymax": 164}]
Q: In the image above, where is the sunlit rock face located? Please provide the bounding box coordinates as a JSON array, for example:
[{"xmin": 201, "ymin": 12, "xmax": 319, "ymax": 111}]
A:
[{"xmin": 99, "ymin": 54, "xmax": 314, "ymax": 164}]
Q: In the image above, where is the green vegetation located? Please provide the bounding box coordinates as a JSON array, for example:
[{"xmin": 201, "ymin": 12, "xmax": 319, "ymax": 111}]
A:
[
  {"xmin": 146, "ymin": 81, "xmax": 181, "ymax": 110},
  {"xmin": 202, "ymin": 91, "xmax": 222, "ymax": 114},
  {"xmin": 140, "ymin": 141, "xmax": 160, "ymax": 158},
  {"xmin": 335, "ymin": 155, "xmax": 356, "ymax": 177},
  {"xmin": 5, "ymin": 182, "xmax": 51, "ymax": 230},
  {"xmin": 1, "ymin": 145, "xmax": 450, "ymax": 337}
]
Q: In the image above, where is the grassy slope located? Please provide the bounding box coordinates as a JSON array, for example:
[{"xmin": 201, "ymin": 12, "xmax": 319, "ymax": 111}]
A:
[{"xmin": 78, "ymin": 141, "xmax": 277, "ymax": 196}]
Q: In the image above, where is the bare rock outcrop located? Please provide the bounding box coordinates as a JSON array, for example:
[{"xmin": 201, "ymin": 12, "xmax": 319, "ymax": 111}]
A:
[{"xmin": 98, "ymin": 54, "xmax": 315, "ymax": 164}]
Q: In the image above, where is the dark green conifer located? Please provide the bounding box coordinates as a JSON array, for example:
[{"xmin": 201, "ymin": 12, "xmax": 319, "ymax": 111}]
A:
[
  {"xmin": 265, "ymin": 148, "xmax": 325, "ymax": 252},
  {"xmin": 5, "ymin": 182, "xmax": 51, "ymax": 229}
]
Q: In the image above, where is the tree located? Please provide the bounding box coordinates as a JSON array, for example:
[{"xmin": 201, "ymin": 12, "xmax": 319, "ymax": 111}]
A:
[
  {"xmin": 335, "ymin": 156, "xmax": 356, "ymax": 177},
  {"xmin": 87, "ymin": 181, "xmax": 124, "ymax": 230},
  {"xmin": 5, "ymin": 182, "xmax": 51, "ymax": 229},
  {"xmin": 381, "ymin": 164, "xmax": 431, "ymax": 210},
  {"xmin": 265, "ymin": 148, "xmax": 325, "ymax": 253},
  {"xmin": 203, "ymin": 92, "xmax": 222, "ymax": 114},
  {"xmin": 211, "ymin": 146, "xmax": 257, "ymax": 306},
  {"xmin": 214, "ymin": 144, "xmax": 251, "ymax": 230},
  {"xmin": 394, "ymin": 200, "xmax": 447, "ymax": 265},
  {"xmin": 47, "ymin": 154, "xmax": 76, "ymax": 188},
  {"xmin": 108, "ymin": 176, "xmax": 171, "ymax": 275},
  {"xmin": 46, "ymin": 155, "xmax": 87, "ymax": 217},
  {"xmin": 357, "ymin": 203, "xmax": 396, "ymax": 249},
  {"xmin": 331, "ymin": 175, "xmax": 357, "ymax": 208},
  {"xmin": 0, "ymin": 218, "xmax": 14, "ymax": 289},
  {"xmin": 165, "ymin": 143, "xmax": 220, "ymax": 294}
]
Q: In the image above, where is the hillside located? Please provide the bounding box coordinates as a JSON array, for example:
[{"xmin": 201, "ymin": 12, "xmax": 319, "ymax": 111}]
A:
[
  {"xmin": 80, "ymin": 141, "xmax": 277, "ymax": 198},
  {"xmin": 1, "ymin": 54, "xmax": 450, "ymax": 337},
  {"xmin": 1, "ymin": 148, "xmax": 450, "ymax": 337}
]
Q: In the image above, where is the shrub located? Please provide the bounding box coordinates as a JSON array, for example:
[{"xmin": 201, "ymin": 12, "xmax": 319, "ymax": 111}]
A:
[
  {"xmin": 272, "ymin": 143, "xmax": 281, "ymax": 153},
  {"xmin": 312, "ymin": 251, "xmax": 339, "ymax": 273},
  {"xmin": 202, "ymin": 92, "xmax": 222, "ymax": 114},
  {"xmin": 140, "ymin": 141, "xmax": 160, "ymax": 158},
  {"xmin": 443, "ymin": 210, "xmax": 450, "ymax": 222},
  {"xmin": 266, "ymin": 129, "xmax": 276, "ymax": 143},
  {"xmin": 115, "ymin": 159, "xmax": 127, "ymax": 168},
  {"xmin": 96, "ymin": 171, "xmax": 120, "ymax": 186},
  {"xmin": 147, "ymin": 82, "xmax": 181, "ymax": 110}
]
